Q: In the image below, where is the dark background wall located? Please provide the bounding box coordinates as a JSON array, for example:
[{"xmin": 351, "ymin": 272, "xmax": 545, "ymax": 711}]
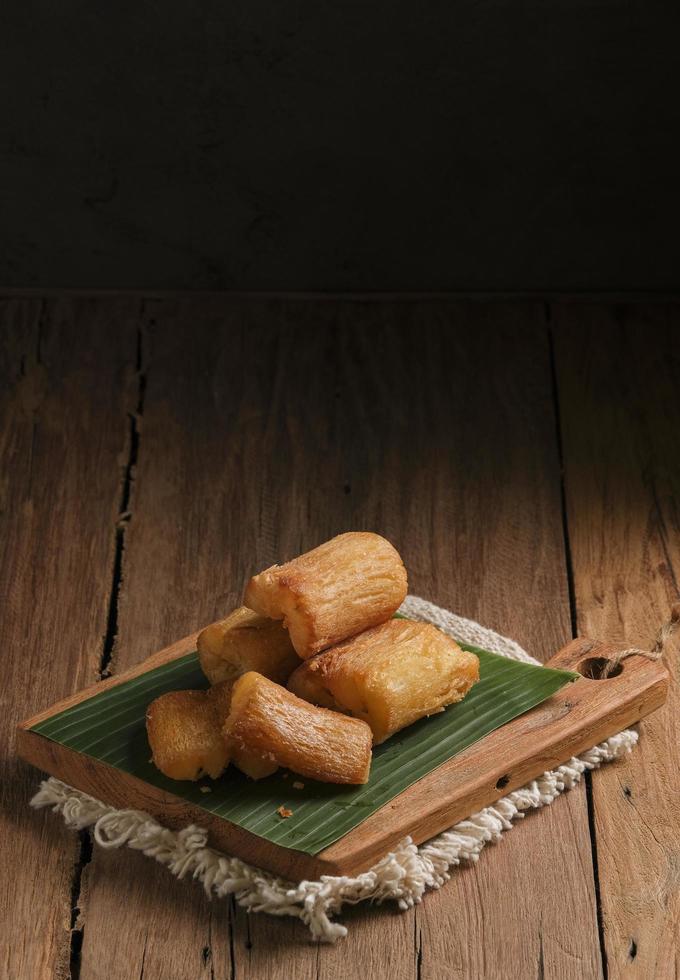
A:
[{"xmin": 2, "ymin": 2, "xmax": 679, "ymax": 291}]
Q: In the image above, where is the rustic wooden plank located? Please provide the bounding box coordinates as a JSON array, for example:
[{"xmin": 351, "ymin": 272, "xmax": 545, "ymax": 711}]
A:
[
  {"xmin": 76, "ymin": 301, "xmax": 604, "ymax": 979},
  {"xmin": 71, "ymin": 307, "xmax": 232, "ymax": 980},
  {"xmin": 227, "ymin": 299, "xmax": 433, "ymax": 979},
  {"xmin": 370, "ymin": 303, "xmax": 603, "ymax": 980},
  {"xmin": 17, "ymin": 633, "xmax": 669, "ymax": 880},
  {"xmin": 0, "ymin": 299, "xmax": 138, "ymax": 979},
  {"xmin": 553, "ymin": 306, "xmax": 680, "ymax": 979},
  {"xmin": 77, "ymin": 302, "xmax": 328, "ymax": 979}
]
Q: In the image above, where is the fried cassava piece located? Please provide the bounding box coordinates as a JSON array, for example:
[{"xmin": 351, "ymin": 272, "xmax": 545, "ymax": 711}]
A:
[
  {"xmin": 288, "ymin": 619, "xmax": 480, "ymax": 744},
  {"xmin": 244, "ymin": 532, "xmax": 408, "ymax": 660},
  {"xmin": 223, "ymin": 672, "xmax": 373, "ymax": 784},
  {"xmin": 146, "ymin": 681, "xmax": 234, "ymax": 781},
  {"xmin": 197, "ymin": 606, "xmax": 299, "ymax": 686}
]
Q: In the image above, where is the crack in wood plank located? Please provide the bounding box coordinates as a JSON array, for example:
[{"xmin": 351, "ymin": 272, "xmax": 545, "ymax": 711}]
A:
[
  {"xmin": 10, "ymin": 299, "xmax": 638, "ymax": 979},
  {"xmin": 0, "ymin": 297, "xmax": 140, "ymax": 979},
  {"xmin": 68, "ymin": 305, "xmax": 149, "ymax": 978},
  {"xmin": 68, "ymin": 829, "xmax": 91, "ymax": 980},
  {"xmin": 100, "ymin": 313, "xmax": 148, "ymax": 679}
]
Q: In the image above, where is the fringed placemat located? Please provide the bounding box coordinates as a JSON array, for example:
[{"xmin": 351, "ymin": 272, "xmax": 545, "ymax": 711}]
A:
[{"xmin": 31, "ymin": 596, "xmax": 639, "ymax": 941}]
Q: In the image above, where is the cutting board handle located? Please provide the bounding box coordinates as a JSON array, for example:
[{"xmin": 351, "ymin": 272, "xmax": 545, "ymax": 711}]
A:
[
  {"xmin": 16, "ymin": 631, "xmax": 670, "ymax": 882},
  {"xmin": 316, "ymin": 635, "xmax": 670, "ymax": 877},
  {"xmin": 545, "ymin": 636, "xmax": 665, "ymax": 684}
]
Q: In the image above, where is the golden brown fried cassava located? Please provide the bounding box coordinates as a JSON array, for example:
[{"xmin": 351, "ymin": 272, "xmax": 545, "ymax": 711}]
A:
[
  {"xmin": 244, "ymin": 532, "xmax": 407, "ymax": 660},
  {"xmin": 197, "ymin": 606, "xmax": 300, "ymax": 686},
  {"xmin": 230, "ymin": 743, "xmax": 279, "ymax": 781},
  {"xmin": 288, "ymin": 619, "xmax": 479, "ymax": 744},
  {"xmin": 146, "ymin": 680, "xmax": 234, "ymax": 781},
  {"xmin": 223, "ymin": 672, "xmax": 373, "ymax": 784}
]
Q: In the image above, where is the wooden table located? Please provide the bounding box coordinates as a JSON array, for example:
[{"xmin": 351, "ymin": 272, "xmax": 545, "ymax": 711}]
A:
[{"xmin": 3, "ymin": 298, "xmax": 678, "ymax": 979}]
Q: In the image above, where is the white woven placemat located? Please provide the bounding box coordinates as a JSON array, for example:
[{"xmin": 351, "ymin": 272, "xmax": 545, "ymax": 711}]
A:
[{"xmin": 31, "ymin": 596, "xmax": 637, "ymax": 941}]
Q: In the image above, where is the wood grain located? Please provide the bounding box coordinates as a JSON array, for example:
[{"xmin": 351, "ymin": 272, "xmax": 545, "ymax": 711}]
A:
[
  {"xmin": 554, "ymin": 307, "xmax": 680, "ymax": 979},
  {"xmin": 374, "ymin": 303, "xmax": 604, "ymax": 980},
  {"xmin": 17, "ymin": 634, "xmax": 668, "ymax": 880},
  {"xmin": 66, "ymin": 306, "xmax": 231, "ymax": 980},
  {"xmin": 0, "ymin": 300, "xmax": 138, "ymax": 979},
  {"xmin": 62, "ymin": 300, "xmax": 607, "ymax": 978},
  {"xmin": 76, "ymin": 303, "xmax": 326, "ymax": 979},
  {"xmin": 13, "ymin": 300, "xmax": 677, "ymax": 979}
]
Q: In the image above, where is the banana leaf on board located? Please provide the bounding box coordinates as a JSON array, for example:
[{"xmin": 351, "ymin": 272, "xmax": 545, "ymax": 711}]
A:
[{"xmin": 31, "ymin": 637, "xmax": 577, "ymax": 855}]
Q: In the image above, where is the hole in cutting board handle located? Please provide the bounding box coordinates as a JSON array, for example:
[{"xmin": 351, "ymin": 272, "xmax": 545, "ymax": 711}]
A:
[{"xmin": 577, "ymin": 656, "xmax": 623, "ymax": 680}]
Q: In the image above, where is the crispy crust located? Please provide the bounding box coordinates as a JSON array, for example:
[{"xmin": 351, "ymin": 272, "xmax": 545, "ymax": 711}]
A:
[
  {"xmin": 224, "ymin": 672, "xmax": 373, "ymax": 784},
  {"xmin": 197, "ymin": 606, "xmax": 299, "ymax": 685},
  {"xmin": 146, "ymin": 687, "xmax": 231, "ymax": 781},
  {"xmin": 288, "ymin": 619, "xmax": 480, "ymax": 744},
  {"xmin": 244, "ymin": 532, "xmax": 408, "ymax": 659}
]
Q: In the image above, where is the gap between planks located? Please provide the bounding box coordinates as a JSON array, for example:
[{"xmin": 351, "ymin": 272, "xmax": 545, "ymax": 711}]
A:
[
  {"xmin": 61, "ymin": 296, "xmax": 604, "ymax": 977},
  {"xmin": 67, "ymin": 301, "xmax": 151, "ymax": 980}
]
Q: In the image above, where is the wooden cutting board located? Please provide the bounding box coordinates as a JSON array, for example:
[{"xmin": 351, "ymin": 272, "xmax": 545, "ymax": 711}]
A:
[{"xmin": 17, "ymin": 634, "xmax": 668, "ymax": 882}]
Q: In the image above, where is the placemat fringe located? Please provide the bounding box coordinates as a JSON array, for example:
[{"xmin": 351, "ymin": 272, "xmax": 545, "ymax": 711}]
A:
[{"xmin": 30, "ymin": 596, "xmax": 639, "ymax": 942}]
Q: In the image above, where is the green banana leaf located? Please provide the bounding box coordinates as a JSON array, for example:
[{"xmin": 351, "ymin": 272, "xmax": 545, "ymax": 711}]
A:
[{"xmin": 31, "ymin": 642, "xmax": 576, "ymax": 855}]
